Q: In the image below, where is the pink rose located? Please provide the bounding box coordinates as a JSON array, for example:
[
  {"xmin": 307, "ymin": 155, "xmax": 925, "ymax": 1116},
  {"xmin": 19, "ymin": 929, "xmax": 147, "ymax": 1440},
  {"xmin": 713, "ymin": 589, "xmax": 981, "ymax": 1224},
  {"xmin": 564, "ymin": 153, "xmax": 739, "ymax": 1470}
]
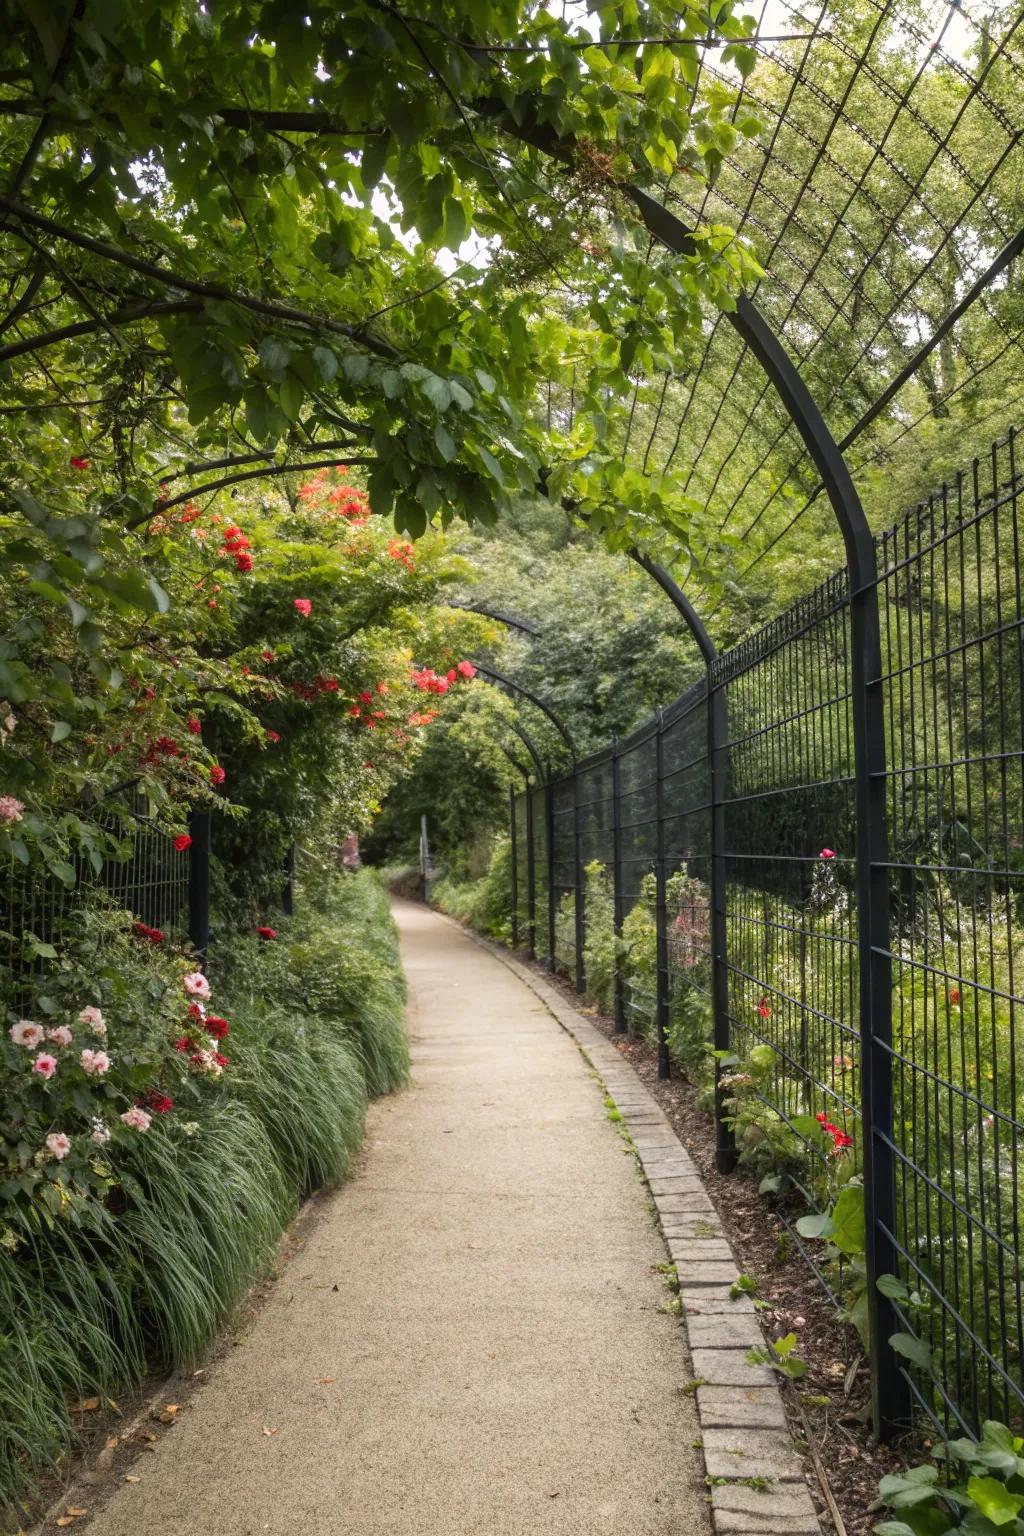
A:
[
  {"xmin": 77, "ymin": 1006, "xmax": 105, "ymax": 1035},
  {"xmin": 0, "ymin": 795, "xmax": 24, "ymax": 824},
  {"xmin": 9, "ymin": 1020, "xmax": 44, "ymax": 1048},
  {"xmin": 32, "ymin": 1053, "xmax": 57, "ymax": 1080},
  {"xmin": 46, "ymin": 1025, "xmax": 74, "ymax": 1048},
  {"xmin": 183, "ymin": 971, "xmax": 210, "ymax": 1000},
  {"xmin": 120, "ymin": 1106, "xmax": 152, "ymax": 1132},
  {"xmin": 80, "ymin": 1048, "xmax": 111, "ymax": 1076},
  {"xmin": 45, "ymin": 1132, "xmax": 72, "ymax": 1160}
]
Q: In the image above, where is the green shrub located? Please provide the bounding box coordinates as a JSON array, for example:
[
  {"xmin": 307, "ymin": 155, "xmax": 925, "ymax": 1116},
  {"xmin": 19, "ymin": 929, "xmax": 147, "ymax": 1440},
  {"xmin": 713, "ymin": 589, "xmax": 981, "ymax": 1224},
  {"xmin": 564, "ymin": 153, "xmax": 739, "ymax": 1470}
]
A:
[
  {"xmin": 0, "ymin": 867, "xmax": 407, "ymax": 1512},
  {"xmin": 434, "ymin": 834, "xmax": 514, "ymax": 943}
]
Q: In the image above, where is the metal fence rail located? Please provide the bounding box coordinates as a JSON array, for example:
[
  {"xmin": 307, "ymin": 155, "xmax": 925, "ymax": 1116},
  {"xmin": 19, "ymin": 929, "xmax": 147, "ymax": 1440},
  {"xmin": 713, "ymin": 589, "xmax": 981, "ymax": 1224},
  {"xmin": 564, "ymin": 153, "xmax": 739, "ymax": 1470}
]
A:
[{"xmin": 508, "ymin": 427, "xmax": 1024, "ymax": 1442}]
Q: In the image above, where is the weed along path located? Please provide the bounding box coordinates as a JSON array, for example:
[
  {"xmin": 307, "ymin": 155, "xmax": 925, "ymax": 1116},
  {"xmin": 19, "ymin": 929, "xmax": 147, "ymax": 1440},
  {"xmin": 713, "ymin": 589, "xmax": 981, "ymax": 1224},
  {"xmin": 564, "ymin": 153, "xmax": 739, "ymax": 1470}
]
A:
[{"xmin": 82, "ymin": 901, "xmax": 711, "ymax": 1536}]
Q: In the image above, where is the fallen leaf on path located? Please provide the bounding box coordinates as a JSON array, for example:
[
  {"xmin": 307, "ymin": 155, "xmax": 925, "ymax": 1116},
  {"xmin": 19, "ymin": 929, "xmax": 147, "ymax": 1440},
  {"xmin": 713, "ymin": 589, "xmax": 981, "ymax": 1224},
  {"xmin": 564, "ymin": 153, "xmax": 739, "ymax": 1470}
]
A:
[
  {"xmin": 68, "ymin": 1397, "xmax": 100, "ymax": 1413},
  {"xmin": 152, "ymin": 1404, "xmax": 179, "ymax": 1424},
  {"xmin": 262, "ymin": 1426, "xmax": 278, "ymax": 1437},
  {"xmin": 313, "ymin": 1377, "xmax": 335, "ymax": 1385},
  {"xmin": 124, "ymin": 1475, "xmax": 141, "ymax": 1484}
]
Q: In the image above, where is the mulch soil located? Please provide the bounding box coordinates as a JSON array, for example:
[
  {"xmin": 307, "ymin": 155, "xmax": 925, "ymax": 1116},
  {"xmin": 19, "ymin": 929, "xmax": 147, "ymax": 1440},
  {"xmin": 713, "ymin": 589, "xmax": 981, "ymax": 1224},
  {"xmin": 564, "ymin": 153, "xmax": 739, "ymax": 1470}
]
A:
[{"xmin": 518, "ymin": 956, "xmax": 913, "ymax": 1536}]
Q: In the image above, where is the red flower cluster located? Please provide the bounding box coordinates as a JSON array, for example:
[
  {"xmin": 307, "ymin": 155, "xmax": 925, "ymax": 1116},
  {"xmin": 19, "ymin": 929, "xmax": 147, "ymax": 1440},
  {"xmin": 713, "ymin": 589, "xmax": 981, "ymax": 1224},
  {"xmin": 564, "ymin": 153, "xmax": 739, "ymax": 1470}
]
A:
[
  {"xmin": 133, "ymin": 922, "xmax": 165, "ymax": 944},
  {"xmin": 187, "ymin": 717, "xmax": 202, "ymax": 735},
  {"xmin": 204, "ymin": 1014, "xmax": 230, "ymax": 1039},
  {"xmin": 756, "ymin": 996, "xmax": 772, "ymax": 1019},
  {"xmin": 298, "ymin": 470, "xmax": 371, "ymax": 526},
  {"xmin": 408, "ymin": 709, "xmax": 440, "ymax": 728},
  {"xmin": 139, "ymin": 1089, "xmax": 174, "ymax": 1115},
  {"xmin": 294, "ymin": 598, "xmax": 312, "ymax": 617},
  {"xmin": 387, "ymin": 538, "xmax": 416, "ymax": 570},
  {"xmin": 140, "ymin": 735, "xmax": 180, "ymax": 766},
  {"xmin": 289, "ymin": 673, "xmax": 339, "ymax": 702},
  {"xmin": 948, "ymin": 987, "xmax": 961, "ymax": 1006},
  {"xmin": 70, "ymin": 455, "xmax": 91, "ymax": 470},
  {"xmin": 174, "ymin": 833, "xmax": 192, "ymax": 852},
  {"xmin": 266, "ymin": 729, "xmax": 281, "ymax": 744},
  {"xmin": 256, "ymin": 926, "xmax": 277, "ymax": 941},
  {"xmin": 210, "ymin": 763, "xmax": 226, "ymax": 786},
  {"xmin": 221, "ymin": 524, "xmax": 253, "ymax": 574},
  {"xmin": 815, "ymin": 1111, "xmax": 854, "ymax": 1155},
  {"xmin": 410, "ymin": 660, "xmax": 476, "ymax": 696},
  {"xmin": 820, "ymin": 847, "xmax": 836, "ymax": 860}
]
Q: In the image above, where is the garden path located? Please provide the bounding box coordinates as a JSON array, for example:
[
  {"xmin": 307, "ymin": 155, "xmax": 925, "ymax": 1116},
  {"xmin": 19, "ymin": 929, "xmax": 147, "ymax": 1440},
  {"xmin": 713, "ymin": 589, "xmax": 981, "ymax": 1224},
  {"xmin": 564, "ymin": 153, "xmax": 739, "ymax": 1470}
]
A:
[{"xmin": 83, "ymin": 900, "xmax": 709, "ymax": 1536}]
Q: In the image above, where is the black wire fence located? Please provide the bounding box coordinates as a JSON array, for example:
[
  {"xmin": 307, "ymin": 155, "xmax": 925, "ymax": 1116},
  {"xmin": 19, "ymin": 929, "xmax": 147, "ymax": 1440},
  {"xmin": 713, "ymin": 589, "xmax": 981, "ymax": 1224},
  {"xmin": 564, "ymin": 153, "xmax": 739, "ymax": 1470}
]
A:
[
  {"xmin": 0, "ymin": 808, "xmax": 211, "ymax": 1017},
  {"xmin": 509, "ymin": 427, "xmax": 1024, "ymax": 1443}
]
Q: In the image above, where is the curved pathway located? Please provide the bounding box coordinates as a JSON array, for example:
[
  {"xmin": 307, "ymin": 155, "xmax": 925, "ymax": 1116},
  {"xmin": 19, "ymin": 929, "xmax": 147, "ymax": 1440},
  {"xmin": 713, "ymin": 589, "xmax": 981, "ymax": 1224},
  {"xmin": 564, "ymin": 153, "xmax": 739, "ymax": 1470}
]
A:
[{"xmin": 83, "ymin": 902, "xmax": 722, "ymax": 1534}]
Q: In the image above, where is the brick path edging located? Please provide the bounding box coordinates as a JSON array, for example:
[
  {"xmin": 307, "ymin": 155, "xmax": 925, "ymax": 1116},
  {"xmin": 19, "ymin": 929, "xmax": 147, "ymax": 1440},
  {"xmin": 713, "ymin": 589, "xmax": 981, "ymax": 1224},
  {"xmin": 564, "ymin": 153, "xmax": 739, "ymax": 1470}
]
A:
[{"xmin": 460, "ymin": 927, "xmax": 826, "ymax": 1536}]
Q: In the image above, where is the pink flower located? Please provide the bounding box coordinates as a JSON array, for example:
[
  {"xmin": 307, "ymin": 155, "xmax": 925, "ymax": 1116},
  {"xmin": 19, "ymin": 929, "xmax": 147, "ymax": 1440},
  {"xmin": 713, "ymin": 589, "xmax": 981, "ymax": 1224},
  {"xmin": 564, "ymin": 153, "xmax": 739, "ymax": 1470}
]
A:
[
  {"xmin": 77, "ymin": 1006, "xmax": 105, "ymax": 1035},
  {"xmin": 183, "ymin": 971, "xmax": 210, "ymax": 1000},
  {"xmin": 91, "ymin": 1121, "xmax": 111, "ymax": 1145},
  {"xmin": 80, "ymin": 1048, "xmax": 111, "ymax": 1076},
  {"xmin": 0, "ymin": 795, "xmax": 24, "ymax": 824},
  {"xmin": 46, "ymin": 1025, "xmax": 74, "ymax": 1048},
  {"xmin": 457, "ymin": 660, "xmax": 476, "ymax": 679},
  {"xmin": 9, "ymin": 1019, "xmax": 44, "ymax": 1048},
  {"xmin": 120, "ymin": 1106, "xmax": 152, "ymax": 1132},
  {"xmin": 819, "ymin": 848, "xmax": 836, "ymax": 860},
  {"xmin": 32, "ymin": 1053, "xmax": 57, "ymax": 1080},
  {"xmin": 293, "ymin": 598, "xmax": 312, "ymax": 617},
  {"xmin": 45, "ymin": 1132, "xmax": 72, "ymax": 1160}
]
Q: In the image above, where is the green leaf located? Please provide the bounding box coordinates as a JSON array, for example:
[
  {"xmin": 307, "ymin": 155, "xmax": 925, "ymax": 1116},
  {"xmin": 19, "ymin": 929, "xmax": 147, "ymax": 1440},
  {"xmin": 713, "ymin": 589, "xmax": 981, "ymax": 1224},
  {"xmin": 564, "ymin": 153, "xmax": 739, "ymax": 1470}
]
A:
[
  {"xmin": 830, "ymin": 1186, "xmax": 866, "ymax": 1256},
  {"xmin": 434, "ymin": 423, "xmax": 457, "ymax": 462},
  {"xmin": 878, "ymin": 1274, "xmax": 911, "ymax": 1302},
  {"xmin": 50, "ymin": 720, "xmax": 72, "ymax": 742},
  {"xmin": 966, "ymin": 1477, "xmax": 1024, "ymax": 1526},
  {"xmin": 889, "ymin": 1333, "xmax": 933, "ymax": 1372},
  {"xmin": 421, "ymin": 374, "xmax": 452, "ymax": 411},
  {"xmin": 795, "ymin": 1212, "xmax": 833, "ymax": 1239}
]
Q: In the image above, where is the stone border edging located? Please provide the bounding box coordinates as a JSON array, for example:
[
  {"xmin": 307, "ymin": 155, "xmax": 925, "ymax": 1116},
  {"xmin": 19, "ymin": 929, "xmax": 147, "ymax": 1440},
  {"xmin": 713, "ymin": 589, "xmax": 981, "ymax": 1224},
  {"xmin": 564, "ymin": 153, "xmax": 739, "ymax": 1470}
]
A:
[{"xmin": 457, "ymin": 925, "xmax": 826, "ymax": 1536}]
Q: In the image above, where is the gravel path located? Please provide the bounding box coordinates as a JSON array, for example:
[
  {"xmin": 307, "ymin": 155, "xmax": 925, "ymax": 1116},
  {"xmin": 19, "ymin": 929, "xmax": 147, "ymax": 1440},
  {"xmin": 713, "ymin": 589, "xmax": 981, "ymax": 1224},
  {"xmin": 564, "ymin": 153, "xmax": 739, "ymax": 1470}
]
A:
[{"xmin": 84, "ymin": 899, "xmax": 710, "ymax": 1536}]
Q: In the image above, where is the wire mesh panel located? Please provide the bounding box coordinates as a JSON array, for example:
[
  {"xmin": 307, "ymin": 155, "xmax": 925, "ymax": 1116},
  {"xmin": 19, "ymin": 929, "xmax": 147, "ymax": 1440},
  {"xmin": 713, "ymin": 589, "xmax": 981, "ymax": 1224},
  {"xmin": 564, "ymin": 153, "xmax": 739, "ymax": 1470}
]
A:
[
  {"xmin": 530, "ymin": 783, "xmax": 549, "ymax": 965},
  {"xmin": 715, "ymin": 568, "xmax": 859, "ymax": 1223},
  {"xmin": 551, "ymin": 777, "xmax": 576, "ymax": 976},
  {"xmin": 0, "ymin": 815, "xmax": 190, "ymax": 1016},
  {"xmin": 618, "ymin": 723, "xmax": 660, "ymax": 1034},
  {"xmin": 662, "ymin": 680, "xmax": 714, "ymax": 1077},
  {"xmin": 876, "ymin": 430, "xmax": 1024, "ymax": 1435}
]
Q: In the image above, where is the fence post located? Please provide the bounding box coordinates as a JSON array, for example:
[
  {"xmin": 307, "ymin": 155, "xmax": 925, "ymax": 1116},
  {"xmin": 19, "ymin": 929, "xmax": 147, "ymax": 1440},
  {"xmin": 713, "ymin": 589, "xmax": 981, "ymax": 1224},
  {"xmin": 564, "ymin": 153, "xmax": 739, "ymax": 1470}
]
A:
[
  {"xmin": 509, "ymin": 785, "xmax": 519, "ymax": 949},
  {"xmin": 709, "ymin": 675, "xmax": 736, "ymax": 1172},
  {"xmin": 281, "ymin": 842, "xmax": 295, "ymax": 917},
  {"xmin": 188, "ymin": 809, "xmax": 211, "ymax": 963},
  {"xmin": 850, "ymin": 553, "xmax": 907, "ymax": 1438},
  {"xmin": 654, "ymin": 710, "xmax": 671, "ymax": 1080},
  {"xmin": 545, "ymin": 780, "xmax": 556, "ymax": 970},
  {"xmin": 573, "ymin": 772, "xmax": 585, "ymax": 993},
  {"xmin": 525, "ymin": 782, "xmax": 536, "ymax": 960},
  {"xmin": 611, "ymin": 739, "xmax": 626, "ymax": 1032}
]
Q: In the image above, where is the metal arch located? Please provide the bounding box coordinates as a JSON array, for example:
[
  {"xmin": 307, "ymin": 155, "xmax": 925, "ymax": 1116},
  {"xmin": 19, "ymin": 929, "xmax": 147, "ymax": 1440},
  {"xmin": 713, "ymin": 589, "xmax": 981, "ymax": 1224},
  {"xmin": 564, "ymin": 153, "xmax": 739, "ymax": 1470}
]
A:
[
  {"xmin": 470, "ymin": 661, "xmax": 577, "ymax": 769},
  {"xmin": 629, "ymin": 549, "xmax": 717, "ymax": 665},
  {"xmin": 448, "ymin": 601, "xmax": 541, "ymax": 636}
]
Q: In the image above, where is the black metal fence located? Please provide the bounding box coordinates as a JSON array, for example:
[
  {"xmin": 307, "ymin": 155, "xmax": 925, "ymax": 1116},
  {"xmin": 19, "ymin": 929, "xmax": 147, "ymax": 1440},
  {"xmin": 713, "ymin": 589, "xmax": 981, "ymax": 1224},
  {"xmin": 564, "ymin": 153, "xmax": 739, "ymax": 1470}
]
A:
[
  {"xmin": 509, "ymin": 429, "xmax": 1024, "ymax": 1443},
  {"xmin": 0, "ymin": 809, "xmax": 212, "ymax": 1016}
]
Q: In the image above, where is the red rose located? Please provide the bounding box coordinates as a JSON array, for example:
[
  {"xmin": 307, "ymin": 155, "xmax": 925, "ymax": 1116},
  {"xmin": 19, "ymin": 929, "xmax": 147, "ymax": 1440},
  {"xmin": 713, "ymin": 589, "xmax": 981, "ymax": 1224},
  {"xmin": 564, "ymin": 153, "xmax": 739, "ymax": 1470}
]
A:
[
  {"xmin": 256, "ymin": 925, "xmax": 277, "ymax": 940},
  {"xmin": 205, "ymin": 1015, "xmax": 229, "ymax": 1040},
  {"xmin": 173, "ymin": 1036, "xmax": 190, "ymax": 1053},
  {"xmin": 457, "ymin": 660, "xmax": 476, "ymax": 679},
  {"xmin": 266, "ymin": 729, "xmax": 281, "ymax": 743},
  {"xmin": 261, "ymin": 650, "xmax": 274, "ymax": 662},
  {"xmin": 187, "ymin": 1002, "xmax": 204, "ymax": 1020},
  {"xmin": 213, "ymin": 1052, "xmax": 229, "ymax": 1068},
  {"xmin": 819, "ymin": 847, "xmax": 836, "ymax": 860},
  {"xmin": 349, "ymin": 705, "xmax": 361, "ymax": 717},
  {"xmin": 174, "ymin": 833, "xmax": 192, "ymax": 852},
  {"xmin": 293, "ymin": 598, "xmax": 312, "ymax": 617},
  {"xmin": 210, "ymin": 764, "xmax": 226, "ymax": 786},
  {"xmin": 234, "ymin": 551, "xmax": 253, "ymax": 573},
  {"xmin": 144, "ymin": 1090, "xmax": 174, "ymax": 1114},
  {"xmin": 70, "ymin": 455, "xmax": 91, "ymax": 470},
  {"xmin": 447, "ymin": 668, "xmax": 457, "ymax": 682},
  {"xmin": 187, "ymin": 717, "xmax": 202, "ymax": 735}
]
